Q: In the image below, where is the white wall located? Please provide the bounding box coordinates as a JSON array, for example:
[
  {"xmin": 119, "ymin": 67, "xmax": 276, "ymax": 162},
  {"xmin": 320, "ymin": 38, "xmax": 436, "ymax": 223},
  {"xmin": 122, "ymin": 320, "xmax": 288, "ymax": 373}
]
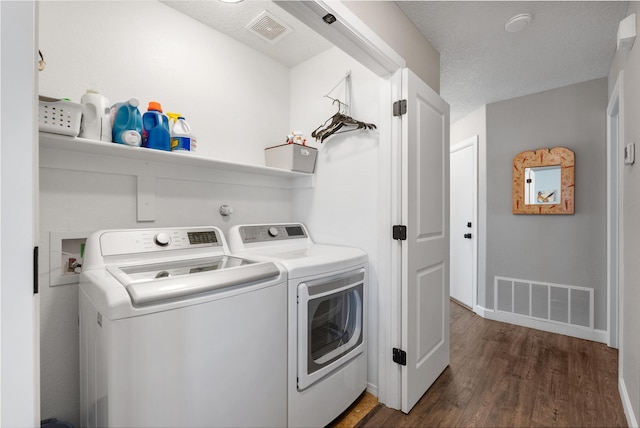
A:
[
  {"xmin": 38, "ymin": 2, "xmax": 389, "ymax": 424},
  {"xmin": 39, "ymin": 167, "xmax": 294, "ymax": 424},
  {"xmin": 38, "ymin": 1, "xmax": 298, "ymax": 424},
  {"xmin": 39, "ymin": 0, "xmax": 290, "ymax": 165},
  {"xmin": 290, "ymin": 47, "xmax": 383, "ymax": 393}
]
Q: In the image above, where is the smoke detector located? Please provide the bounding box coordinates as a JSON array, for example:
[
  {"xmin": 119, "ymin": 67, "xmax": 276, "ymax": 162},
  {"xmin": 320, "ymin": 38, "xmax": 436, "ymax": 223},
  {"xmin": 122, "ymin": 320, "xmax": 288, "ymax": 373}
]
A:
[
  {"xmin": 505, "ymin": 13, "xmax": 533, "ymax": 33},
  {"xmin": 246, "ymin": 11, "xmax": 292, "ymax": 44}
]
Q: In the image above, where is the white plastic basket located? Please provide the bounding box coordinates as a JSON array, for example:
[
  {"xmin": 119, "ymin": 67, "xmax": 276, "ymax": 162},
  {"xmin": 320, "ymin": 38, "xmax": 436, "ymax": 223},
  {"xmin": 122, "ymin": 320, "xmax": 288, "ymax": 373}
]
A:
[{"xmin": 38, "ymin": 96, "xmax": 82, "ymax": 137}]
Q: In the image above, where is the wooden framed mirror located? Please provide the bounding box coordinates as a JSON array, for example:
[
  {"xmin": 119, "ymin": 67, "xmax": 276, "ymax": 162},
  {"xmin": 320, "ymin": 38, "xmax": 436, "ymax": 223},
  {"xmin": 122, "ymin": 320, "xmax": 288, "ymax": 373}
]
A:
[{"xmin": 512, "ymin": 147, "xmax": 574, "ymax": 214}]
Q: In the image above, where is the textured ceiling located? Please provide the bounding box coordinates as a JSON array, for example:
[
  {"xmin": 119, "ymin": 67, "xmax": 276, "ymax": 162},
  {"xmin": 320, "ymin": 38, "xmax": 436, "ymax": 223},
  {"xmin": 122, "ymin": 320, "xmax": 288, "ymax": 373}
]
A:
[
  {"xmin": 161, "ymin": 0, "xmax": 332, "ymax": 68},
  {"xmin": 163, "ymin": 1, "xmax": 629, "ymax": 123},
  {"xmin": 397, "ymin": 1, "xmax": 629, "ymax": 122}
]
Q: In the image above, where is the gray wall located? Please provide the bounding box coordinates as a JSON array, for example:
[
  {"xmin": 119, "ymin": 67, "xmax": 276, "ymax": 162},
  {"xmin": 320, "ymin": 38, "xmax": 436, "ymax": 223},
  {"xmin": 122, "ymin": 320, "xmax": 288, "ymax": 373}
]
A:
[
  {"xmin": 485, "ymin": 78, "xmax": 608, "ymax": 330},
  {"xmin": 343, "ymin": 1, "xmax": 440, "ymax": 93},
  {"xmin": 609, "ymin": 4, "xmax": 640, "ymax": 423}
]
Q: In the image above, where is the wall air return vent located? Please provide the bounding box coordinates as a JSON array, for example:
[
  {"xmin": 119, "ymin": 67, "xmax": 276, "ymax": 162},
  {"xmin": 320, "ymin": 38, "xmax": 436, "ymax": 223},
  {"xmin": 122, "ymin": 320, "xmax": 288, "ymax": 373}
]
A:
[
  {"xmin": 494, "ymin": 276, "xmax": 594, "ymax": 329},
  {"xmin": 246, "ymin": 11, "xmax": 292, "ymax": 44}
]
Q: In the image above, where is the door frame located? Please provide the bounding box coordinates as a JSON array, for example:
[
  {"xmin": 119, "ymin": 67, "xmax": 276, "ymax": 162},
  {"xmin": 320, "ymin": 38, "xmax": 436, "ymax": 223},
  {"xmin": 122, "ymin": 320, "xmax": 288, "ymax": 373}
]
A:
[
  {"xmin": 606, "ymin": 71, "xmax": 623, "ymax": 350},
  {"xmin": 377, "ymin": 69, "xmax": 403, "ymax": 409},
  {"xmin": 450, "ymin": 136, "xmax": 478, "ymax": 310}
]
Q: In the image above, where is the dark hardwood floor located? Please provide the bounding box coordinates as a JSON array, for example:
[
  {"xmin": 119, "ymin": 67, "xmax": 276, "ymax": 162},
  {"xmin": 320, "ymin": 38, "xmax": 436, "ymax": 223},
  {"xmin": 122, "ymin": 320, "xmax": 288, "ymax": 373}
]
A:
[{"xmin": 359, "ymin": 301, "xmax": 627, "ymax": 427}]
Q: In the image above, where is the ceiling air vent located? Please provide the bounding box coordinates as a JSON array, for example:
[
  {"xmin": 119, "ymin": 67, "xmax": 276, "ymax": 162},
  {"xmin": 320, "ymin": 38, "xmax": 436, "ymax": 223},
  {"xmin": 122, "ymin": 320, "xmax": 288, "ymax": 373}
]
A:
[{"xmin": 246, "ymin": 11, "xmax": 292, "ymax": 44}]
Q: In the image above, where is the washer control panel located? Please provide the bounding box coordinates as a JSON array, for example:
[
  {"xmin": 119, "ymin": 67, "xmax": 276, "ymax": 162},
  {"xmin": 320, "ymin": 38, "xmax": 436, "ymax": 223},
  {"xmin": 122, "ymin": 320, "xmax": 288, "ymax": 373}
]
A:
[
  {"xmin": 100, "ymin": 228, "xmax": 221, "ymax": 256},
  {"xmin": 239, "ymin": 224, "xmax": 307, "ymax": 243}
]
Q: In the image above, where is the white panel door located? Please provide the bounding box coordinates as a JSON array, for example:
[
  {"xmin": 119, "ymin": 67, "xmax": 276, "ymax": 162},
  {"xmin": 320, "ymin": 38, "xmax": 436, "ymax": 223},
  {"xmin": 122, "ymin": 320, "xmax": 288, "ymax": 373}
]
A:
[
  {"xmin": 1, "ymin": 1, "xmax": 39, "ymax": 425},
  {"xmin": 400, "ymin": 68, "xmax": 450, "ymax": 413},
  {"xmin": 450, "ymin": 138, "xmax": 477, "ymax": 308}
]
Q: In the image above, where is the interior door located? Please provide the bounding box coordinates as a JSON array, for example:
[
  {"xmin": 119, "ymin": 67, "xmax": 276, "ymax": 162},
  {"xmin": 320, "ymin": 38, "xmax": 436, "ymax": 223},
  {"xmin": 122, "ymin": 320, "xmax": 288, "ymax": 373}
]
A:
[
  {"xmin": 0, "ymin": 1, "xmax": 40, "ymax": 425},
  {"xmin": 450, "ymin": 138, "xmax": 477, "ymax": 308},
  {"xmin": 400, "ymin": 68, "xmax": 450, "ymax": 413}
]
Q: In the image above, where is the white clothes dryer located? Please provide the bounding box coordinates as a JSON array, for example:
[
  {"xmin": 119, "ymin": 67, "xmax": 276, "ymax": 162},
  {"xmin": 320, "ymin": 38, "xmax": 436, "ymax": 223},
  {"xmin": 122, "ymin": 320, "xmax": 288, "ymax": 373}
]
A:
[
  {"xmin": 79, "ymin": 226, "xmax": 287, "ymax": 428},
  {"xmin": 227, "ymin": 223, "xmax": 368, "ymax": 428}
]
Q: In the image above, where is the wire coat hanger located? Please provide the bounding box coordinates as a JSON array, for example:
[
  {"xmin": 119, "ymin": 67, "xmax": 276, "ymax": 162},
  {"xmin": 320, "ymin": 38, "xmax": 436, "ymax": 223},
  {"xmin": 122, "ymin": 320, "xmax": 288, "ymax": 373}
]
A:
[{"xmin": 311, "ymin": 71, "xmax": 376, "ymax": 143}]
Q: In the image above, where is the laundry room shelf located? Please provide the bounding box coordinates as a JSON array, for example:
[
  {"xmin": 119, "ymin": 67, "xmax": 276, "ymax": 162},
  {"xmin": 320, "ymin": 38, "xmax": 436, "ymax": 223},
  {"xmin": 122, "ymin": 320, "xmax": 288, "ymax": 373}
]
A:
[{"xmin": 39, "ymin": 132, "xmax": 314, "ymax": 190}]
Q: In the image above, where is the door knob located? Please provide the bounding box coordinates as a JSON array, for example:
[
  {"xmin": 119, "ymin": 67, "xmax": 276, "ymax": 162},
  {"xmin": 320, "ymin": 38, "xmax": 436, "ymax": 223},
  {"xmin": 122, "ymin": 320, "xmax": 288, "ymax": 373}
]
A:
[{"xmin": 464, "ymin": 233, "xmax": 472, "ymax": 239}]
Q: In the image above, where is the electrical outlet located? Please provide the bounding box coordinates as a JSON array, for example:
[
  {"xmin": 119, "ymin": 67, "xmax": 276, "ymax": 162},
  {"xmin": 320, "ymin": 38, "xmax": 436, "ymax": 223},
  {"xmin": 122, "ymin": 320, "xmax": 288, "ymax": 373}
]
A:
[{"xmin": 49, "ymin": 231, "xmax": 91, "ymax": 286}]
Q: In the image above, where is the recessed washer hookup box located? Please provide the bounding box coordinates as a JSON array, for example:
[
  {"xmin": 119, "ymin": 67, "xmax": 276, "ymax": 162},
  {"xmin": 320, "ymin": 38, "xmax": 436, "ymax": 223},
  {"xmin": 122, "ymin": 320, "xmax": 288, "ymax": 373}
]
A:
[{"xmin": 265, "ymin": 143, "xmax": 317, "ymax": 173}]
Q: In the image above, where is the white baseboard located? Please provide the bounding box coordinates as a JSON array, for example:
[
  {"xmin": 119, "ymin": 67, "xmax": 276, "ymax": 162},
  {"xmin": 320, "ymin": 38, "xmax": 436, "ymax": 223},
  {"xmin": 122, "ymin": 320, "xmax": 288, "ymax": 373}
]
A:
[
  {"xmin": 366, "ymin": 382, "xmax": 378, "ymax": 398},
  {"xmin": 474, "ymin": 305, "xmax": 488, "ymax": 317},
  {"xmin": 481, "ymin": 309, "xmax": 607, "ymax": 343},
  {"xmin": 620, "ymin": 376, "xmax": 639, "ymax": 428}
]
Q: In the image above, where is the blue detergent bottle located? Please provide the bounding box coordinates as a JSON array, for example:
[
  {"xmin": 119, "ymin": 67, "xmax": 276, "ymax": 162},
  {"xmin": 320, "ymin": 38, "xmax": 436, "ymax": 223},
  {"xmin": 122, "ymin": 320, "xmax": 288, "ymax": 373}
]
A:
[
  {"xmin": 142, "ymin": 101, "xmax": 170, "ymax": 151},
  {"xmin": 111, "ymin": 98, "xmax": 143, "ymax": 146}
]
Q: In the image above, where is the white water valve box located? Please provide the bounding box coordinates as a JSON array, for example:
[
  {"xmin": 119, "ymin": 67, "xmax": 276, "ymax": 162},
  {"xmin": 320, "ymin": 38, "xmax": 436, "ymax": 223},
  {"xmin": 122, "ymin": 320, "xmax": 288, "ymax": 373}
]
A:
[{"xmin": 265, "ymin": 143, "xmax": 317, "ymax": 173}]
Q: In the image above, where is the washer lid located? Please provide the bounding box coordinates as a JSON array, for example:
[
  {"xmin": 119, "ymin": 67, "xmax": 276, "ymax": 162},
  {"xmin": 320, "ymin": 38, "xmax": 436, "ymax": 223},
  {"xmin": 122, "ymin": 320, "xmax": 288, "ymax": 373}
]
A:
[
  {"xmin": 107, "ymin": 256, "xmax": 280, "ymax": 305},
  {"xmin": 239, "ymin": 244, "xmax": 367, "ymax": 279}
]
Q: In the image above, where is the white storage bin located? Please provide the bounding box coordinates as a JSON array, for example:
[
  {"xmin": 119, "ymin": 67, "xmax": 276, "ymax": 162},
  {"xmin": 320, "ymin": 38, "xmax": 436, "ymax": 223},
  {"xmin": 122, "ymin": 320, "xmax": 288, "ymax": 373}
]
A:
[
  {"xmin": 39, "ymin": 96, "xmax": 82, "ymax": 137},
  {"xmin": 265, "ymin": 143, "xmax": 317, "ymax": 173}
]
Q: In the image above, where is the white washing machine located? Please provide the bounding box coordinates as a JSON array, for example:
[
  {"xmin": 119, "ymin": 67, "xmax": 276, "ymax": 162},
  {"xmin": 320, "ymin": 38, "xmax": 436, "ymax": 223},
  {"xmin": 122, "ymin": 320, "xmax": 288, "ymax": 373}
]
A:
[
  {"xmin": 227, "ymin": 223, "xmax": 368, "ymax": 428},
  {"xmin": 79, "ymin": 226, "xmax": 287, "ymax": 428}
]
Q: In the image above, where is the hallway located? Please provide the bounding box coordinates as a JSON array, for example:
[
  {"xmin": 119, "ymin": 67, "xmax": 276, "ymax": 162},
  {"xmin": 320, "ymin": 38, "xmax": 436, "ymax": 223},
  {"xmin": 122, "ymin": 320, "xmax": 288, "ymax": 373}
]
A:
[{"xmin": 360, "ymin": 301, "xmax": 627, "ymax": 427}]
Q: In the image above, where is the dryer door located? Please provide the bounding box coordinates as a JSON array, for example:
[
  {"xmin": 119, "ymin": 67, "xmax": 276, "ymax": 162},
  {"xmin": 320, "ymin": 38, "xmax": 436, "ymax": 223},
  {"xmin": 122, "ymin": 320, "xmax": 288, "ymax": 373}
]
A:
[{"xmin": 297, "ymin": 268, "xmax": 365, "ymax": 390}]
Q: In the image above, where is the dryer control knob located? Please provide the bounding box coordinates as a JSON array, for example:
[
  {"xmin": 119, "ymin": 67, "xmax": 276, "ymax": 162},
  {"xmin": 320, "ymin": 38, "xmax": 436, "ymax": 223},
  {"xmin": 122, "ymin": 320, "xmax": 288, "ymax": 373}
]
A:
[
  {"xmin": 268, "ymin": 227, "xmax": 279, "ymax": 237},
  {"xmin": 154, "ymin": 232, "xmax": 171, "ymax": 247}
]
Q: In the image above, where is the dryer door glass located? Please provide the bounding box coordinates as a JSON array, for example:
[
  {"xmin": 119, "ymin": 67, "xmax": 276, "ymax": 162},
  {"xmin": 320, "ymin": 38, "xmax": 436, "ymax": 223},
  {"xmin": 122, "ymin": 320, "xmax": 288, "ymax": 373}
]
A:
[
  {"xmin": 308, "ymin": 285, "xmax": 363, "ymax": 368},
  {"xmin": 297, "ymin": 268, "xmax": 366, "ymax": 390}
]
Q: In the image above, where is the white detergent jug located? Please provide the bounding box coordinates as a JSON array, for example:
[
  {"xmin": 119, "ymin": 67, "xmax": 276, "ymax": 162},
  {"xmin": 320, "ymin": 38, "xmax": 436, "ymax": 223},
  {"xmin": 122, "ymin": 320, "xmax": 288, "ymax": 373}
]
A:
[
  {"xmin": 79, "ymin": 89, "xmax": 112, "ymax": 142},
  {"xmin": 167, "ymin": 113, "xmax": 192, "ymax": 151}
]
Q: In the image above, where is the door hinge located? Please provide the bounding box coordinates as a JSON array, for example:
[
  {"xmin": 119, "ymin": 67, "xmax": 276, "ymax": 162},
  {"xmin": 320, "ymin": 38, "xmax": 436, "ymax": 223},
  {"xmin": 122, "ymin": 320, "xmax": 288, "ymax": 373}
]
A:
[
  {"xmin": 393, "ymin": 348, "xmax": 407, "ymax": 366},
  {"xmin": 393, "ymin": 99, "xmax": 407, "ymax": 116},
  {"xmin": 392, "ymin": 225, "xmax": 407, "ymax": 241},
  {"xmin": 33, "ymin": 246, "xmax": 39, "ymax": 294}
]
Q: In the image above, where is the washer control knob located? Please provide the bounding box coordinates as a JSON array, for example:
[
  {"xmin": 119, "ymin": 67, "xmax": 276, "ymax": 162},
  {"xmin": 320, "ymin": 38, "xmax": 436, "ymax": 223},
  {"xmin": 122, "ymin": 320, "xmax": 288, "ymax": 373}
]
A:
[
  {"xmin": 268, "ymin": 227, "xmax": 279, "ymax": 237},
  {"xmin": 154, "ymin": 232, "xmax": 171, "ymax": 247}
]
